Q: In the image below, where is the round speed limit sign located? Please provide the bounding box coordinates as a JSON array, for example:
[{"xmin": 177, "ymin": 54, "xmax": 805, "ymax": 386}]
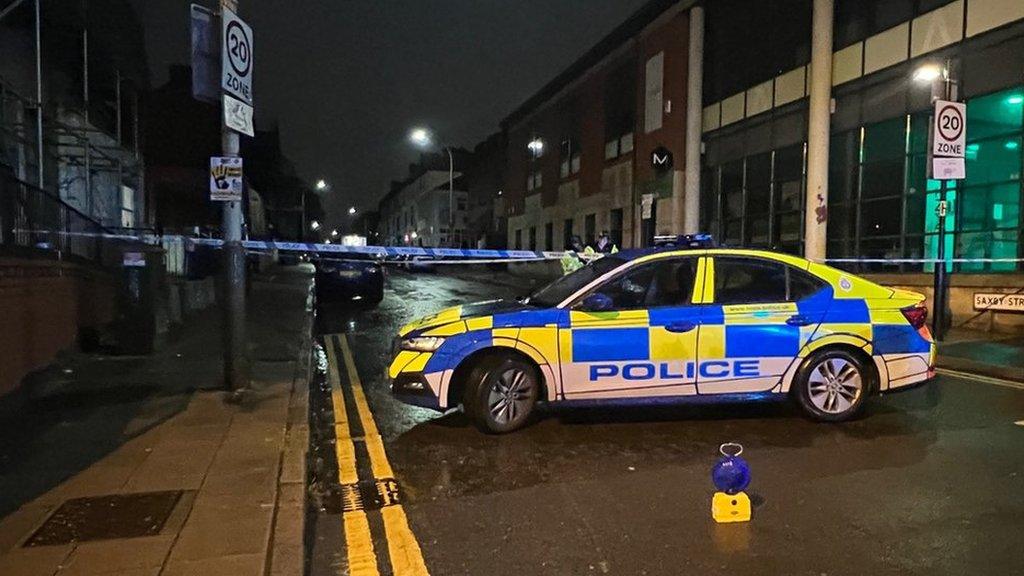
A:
[
  {"xmin": 933, "ymin": 100, "xmax": 966, "ymax": 157},
  {"xmin": 221, "ymin": 8, "xmax": 254, "ymax": 104}
]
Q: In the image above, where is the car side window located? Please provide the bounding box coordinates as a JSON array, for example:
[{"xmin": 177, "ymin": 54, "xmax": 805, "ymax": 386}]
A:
[
  {"xmin": 644, "ymin": 258, "xmax": 698, "ymax": 307},
  {"xmin": 714, "ymin": 257, "xmax": 828, "ymax": 304},
  {"xmin": 591, "ymin": 263, "xmax": 658, "ymax": 310},
  {"xmin": 714, "ymin": 258, "xmax": 788, "ymax": 304},
  {"xmin": 788, "ymin": 268, "xmax": 829, "ymax": 301}
]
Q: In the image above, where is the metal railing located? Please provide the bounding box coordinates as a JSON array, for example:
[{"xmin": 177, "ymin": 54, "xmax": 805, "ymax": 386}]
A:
[{"xmin": 0, "ymin": 171, "xmax": 143, "ymax": 267}]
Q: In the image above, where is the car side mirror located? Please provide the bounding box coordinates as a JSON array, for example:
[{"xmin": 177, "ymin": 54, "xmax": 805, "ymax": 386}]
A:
[{"xmin": 579, "ymin": 293, "xmax": 613, "ymax": 312}]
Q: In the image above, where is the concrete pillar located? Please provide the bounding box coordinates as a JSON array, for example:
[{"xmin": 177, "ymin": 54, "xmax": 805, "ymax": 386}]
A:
[
  {"xmin": 804, "ymin": 0, "xmax": 833, "ymax": 261},
  {"xmin": 683, "ymin": 4, "xmax": 704, "ymax": 234}
]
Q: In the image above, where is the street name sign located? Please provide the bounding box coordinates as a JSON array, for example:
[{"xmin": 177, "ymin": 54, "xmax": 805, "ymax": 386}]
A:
[
  {"xmin": 221, "ymin": 7, "xmax": 253, "ymax": 104},
  {"xmin": 973, "ymin": 292, "xmax": 1024, "ymax": 313},
  {"xmin": 223, "ymin": 94, "xmax": 255, "ymax": 136},
  {"xmin": 210, "ymin": 157, "xmax": 244, "ymax": 201}
]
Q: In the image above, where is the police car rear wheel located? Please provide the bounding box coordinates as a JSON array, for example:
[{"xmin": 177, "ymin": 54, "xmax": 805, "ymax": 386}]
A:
[
  {"xmin": 464, "ymin": 355, "xmax": 538, "ymax": 434},
  {"xmin": 794, "ymin": 349, "xmax": 867, "ymax": 422}
]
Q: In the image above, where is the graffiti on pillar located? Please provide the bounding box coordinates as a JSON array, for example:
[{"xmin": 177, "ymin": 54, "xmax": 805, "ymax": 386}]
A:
[{"xmin": 814, "ymin": 193, "xmax": 828, "ymax": 224}]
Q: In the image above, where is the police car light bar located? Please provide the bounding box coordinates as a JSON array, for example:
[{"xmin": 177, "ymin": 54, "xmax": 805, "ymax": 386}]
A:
[{"xmin": 652, "ymin": 234, "xmax": 717, "ymax": 248}]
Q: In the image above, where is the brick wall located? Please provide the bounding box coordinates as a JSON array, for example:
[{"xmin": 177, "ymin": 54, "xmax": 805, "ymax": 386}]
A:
[{"xmin": 0, "ymin": 258, "xmax": 117, "ymax": 396}]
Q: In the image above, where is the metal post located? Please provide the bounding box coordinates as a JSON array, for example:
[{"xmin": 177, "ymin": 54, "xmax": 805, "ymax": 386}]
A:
[
  {"xmin": 82, "ymin": 0, "xmax": 88, "ymax": 123},
  {"xmin": 446, "ymin": 147, "xmax": 454, "ymax": 247},
  {"xmin": 84, "ymin": 138, "xmax": 91, "ymax": 218},
  {"xmin": 930, "ymin": 64, "xmax": 954, "ymax": 341},
  {"xmin": 35, "ymin": 0, "xmax": 43, "ymax": 188},
  {"xmin": 221, "ymin": 4, "xmax": 247, "ymax": 392},
  {"xmin": 115, "ymin": 69, "xmax": 121, "ymax": 145},
  {"xmin": 683, "ymin": 4, "xmax": 704, "ymax": 234},
  {"xmin": 804, "ymin": 0, "xmax": 833, "ymax": 261}
]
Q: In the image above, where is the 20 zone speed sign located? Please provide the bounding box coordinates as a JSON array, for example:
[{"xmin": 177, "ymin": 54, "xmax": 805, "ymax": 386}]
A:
[{"xmin": 221, "ymin": 7, "xmax": 253, "ymax": 104}]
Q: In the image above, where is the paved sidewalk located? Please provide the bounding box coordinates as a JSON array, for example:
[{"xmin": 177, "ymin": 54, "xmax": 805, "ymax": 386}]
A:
[
  {"xmin": 0, "ymin": 265, "xmax": 314, "ymax": 576},
  {"xmin": 937, "ymin": 327, "xmax": 1024, "ymax": 382}
]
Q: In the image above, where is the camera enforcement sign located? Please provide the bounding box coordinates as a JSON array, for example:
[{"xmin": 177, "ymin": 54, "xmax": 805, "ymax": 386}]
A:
[{"xmin": 210, "ymin": 157, "xmax": 243, "ymax": 202}]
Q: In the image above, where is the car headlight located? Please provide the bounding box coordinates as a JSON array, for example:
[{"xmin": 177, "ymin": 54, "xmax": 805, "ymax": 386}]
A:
[{"xmin": 400, "ymin": 336, "xmax": 445, "ymax": 352}]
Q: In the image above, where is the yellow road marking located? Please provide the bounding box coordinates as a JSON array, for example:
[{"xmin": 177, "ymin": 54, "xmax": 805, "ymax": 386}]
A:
[
  {"xmin": 326, "ymin": 335, "xmax": 379, "ymax": 575},
  {"xmin": 339, "ymin": 334, "xmax": 430, "ymax": 576},
  {"xmin": 343, "ymin": 510, "xmax": 380, "ymax": 576}
]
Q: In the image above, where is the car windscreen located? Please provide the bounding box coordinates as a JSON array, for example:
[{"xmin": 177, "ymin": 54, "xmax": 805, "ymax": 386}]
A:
[{"xmin": 525, "ymin": 256, "xmax": 625, "ymax": 308}]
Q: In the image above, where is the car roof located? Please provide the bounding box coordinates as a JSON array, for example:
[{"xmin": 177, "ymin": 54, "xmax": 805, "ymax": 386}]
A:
[{"xmin": 613, "ymin": 247, "xmax": 810, "ymax": 268}]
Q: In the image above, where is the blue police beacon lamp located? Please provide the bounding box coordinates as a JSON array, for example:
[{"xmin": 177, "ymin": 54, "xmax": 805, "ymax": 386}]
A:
[{"xmin": 711, "ymin": 443, "xmax": 752, "ymax": 523}]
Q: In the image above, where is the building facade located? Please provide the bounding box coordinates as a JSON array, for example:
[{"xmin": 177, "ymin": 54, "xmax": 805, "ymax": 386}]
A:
[
  {"xmin": 499, "ymin": 0, "xmax": 1022, "ymax": 275},
  {"xmin": 503, "ymin": 0, "xmax": 696, "ymax": 252},
  {"xmin": 378, "ymin": 153, "xmax": 470, "ymax": 248},
  {"xmin": 0, "ymin": 0, "xmax": 148, "ymax": 229},
  {"xmin": 700, "ymin": 0, "xmax": 1024, "ymax": 276}
]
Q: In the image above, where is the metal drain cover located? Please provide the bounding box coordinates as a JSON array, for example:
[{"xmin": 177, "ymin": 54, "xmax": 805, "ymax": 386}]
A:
[{"xmin": 25, "ymin": 491, "xmax": 183, "ymax": 546}]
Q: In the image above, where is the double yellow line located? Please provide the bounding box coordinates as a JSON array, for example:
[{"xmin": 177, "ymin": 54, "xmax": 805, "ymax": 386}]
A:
[{"xmin": 325, "ymin": 333, "xmax": 430, "ymax": 576}]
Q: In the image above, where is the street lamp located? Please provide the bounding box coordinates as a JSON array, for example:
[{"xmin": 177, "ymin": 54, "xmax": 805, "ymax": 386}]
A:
[
  {"xmin": 409, "ymin": 127, "xmax": 456, "ymax": 247},
  {"xmin": 315, "ymin": 179, "xmax": 329, "ymax": 191},
  {"xmin": 348, "ymin": 206, "xmax": 357, "ymax": 215}
]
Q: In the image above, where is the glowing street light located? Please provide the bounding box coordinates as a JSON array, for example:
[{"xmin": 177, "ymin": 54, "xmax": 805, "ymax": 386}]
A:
[
  {"xmin": 315, "ymin": 179, "xmax": 328, "ymax": 191},
  {"xmin": 309, "ymin": 220, "xmax": 321, "ymax": 231},
  {"xmin": 331, "ymin": 229, "xmax": 339, "ymax": 237},
  {"xmin": 348, "ymin": 206, "xmax": 357, "ymax": 215},
  {"xmin": 409, "ymin": 128, "xmax": 432, "ymax": 147},
  {"xmin": 913, "ymin": 63, "xmax": 943, "ymax": 83}
]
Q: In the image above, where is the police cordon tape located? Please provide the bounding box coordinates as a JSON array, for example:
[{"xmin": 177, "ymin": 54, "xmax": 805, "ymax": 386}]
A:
[{"xmin": 15, "ymin": 229, "xmax": 1024, "ymax": 265}]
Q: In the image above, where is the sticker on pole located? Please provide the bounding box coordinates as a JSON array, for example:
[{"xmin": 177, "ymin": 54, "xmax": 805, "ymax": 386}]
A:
[
  {"xmin": 210, "ymin": 157, "xmax": 243, "ymax": 201},
  {"xmin": 933, "ymin": 100, "xmax": 966, "ymax": 159},
  {"xmin": 221, "ymin": 7, "xmax": 253, "ymax": 104},
  {"xmin": 223, "ymin": 94, "xmax": 254, "ymax": 136}
]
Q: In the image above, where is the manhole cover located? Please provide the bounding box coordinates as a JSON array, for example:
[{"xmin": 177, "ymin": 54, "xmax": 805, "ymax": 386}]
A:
[{"xmin": 25, "ymin": 491, "xmax": 183, "ymax": 546}]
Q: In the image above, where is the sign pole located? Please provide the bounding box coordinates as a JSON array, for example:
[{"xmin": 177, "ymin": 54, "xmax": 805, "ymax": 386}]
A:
[
  {"xmin": 221, "ymin": 1, "xmax": 248, "ymax": 392},
  {"xmin": 928, "ymin": 62, "xmax": 961, "ymax": 342}
]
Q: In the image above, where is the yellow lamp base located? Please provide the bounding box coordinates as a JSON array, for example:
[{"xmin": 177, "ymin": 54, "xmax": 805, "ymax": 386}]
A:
[{"xmin": 712, "ymin": 491, "xmax": 751, "ymax": 523}]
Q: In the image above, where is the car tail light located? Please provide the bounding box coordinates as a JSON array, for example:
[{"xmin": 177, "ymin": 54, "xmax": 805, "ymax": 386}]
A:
[{"xmin": 900, "ymin": 304, "xmax": 928, "ymax": 329}]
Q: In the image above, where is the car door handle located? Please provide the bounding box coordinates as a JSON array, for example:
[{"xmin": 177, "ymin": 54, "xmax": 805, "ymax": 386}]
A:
[
  {"xmin": 665, "ymin": 321, "xmax": 697, "ymax": 333},
  {"xmin": 786, "ymin": 315, "xmax": 812, "ymax": 327}
]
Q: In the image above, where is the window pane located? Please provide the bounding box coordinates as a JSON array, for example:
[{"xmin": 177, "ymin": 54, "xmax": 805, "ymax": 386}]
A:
[
  {"xmin": 967, "ymin": 88, "xmax": 1024, "ymax": 141},
  {"xmin": 774, "ymin": 211, "xmax": 802, "ymax": 245},
  {"xmin": 960, "ymin": 183, "xmax": 1021, "ymax": 232},
  {"xmin": 829, "ymin": 131, "xmax": 858, "ymax": 202},
  {"xmin": 828, "ymin": 203, "xmax": 855, "ymax": 240},
  {"xmin": 644, "ymin": 258, "xmax": 698, "ymax": 307},
  {"xmin": 724, "ymin": 219, "xmax": 742, "ymax": 244},
  {"xmin": 775, "ymin": 180, "xmax": 802, "ymax": 211},
  {"xmin": 859, "ymin": 237, "xmax": 903, "ymax": 271},
  {"xmin": 861, "ymin": 158, "xmax": 904, "ymax": 199},
  {"xmin": 862, "ymin": 117, "xmax": 906, "ymax": 162},
  {"xmin": 714, "ymin": 257, "xmax": 788, "ymax": 304},
  {"xmin": 963, "ymin": 137, "xmax": 1022, "ymax": 185},
  {"xmin": 746, "ymin": 217, "xmax": 769, "ymax": 246},
  {"xmin": 775, "ymin": 144, "xmax": 804, "ymax": 182},
  {"xmin": 746, "ymin": 153, "xmax": 771, "ymax": 216},
  {"xmin": 861, "ymin": 197, "xmax": 902, "ymax": 236},
  {"xmin": 909, "ymin": 113, "xmax": 930, "ymax": 155}
]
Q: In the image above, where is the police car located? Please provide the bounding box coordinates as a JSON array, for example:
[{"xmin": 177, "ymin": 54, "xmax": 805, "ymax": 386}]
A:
[{"xmin": 388, "ymin": 241, "xmax": 935, "ymax": 433}]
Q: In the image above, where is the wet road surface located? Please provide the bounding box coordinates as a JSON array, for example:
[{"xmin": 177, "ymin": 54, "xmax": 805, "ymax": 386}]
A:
[{"xmin": 308, "ymin": 268, "xmax": 1024, "ymax": 576}]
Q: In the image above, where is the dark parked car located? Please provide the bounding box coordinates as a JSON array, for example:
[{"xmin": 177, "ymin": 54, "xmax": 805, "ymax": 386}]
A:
[{"xmin": 314, "ymin": 254, "xmax": 384, "ymax": 305}]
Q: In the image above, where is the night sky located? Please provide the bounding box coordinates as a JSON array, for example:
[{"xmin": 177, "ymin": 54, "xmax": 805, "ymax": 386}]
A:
[{"xmin": 132, "ymin": 0, "xmax": 649, "ymax": 225}]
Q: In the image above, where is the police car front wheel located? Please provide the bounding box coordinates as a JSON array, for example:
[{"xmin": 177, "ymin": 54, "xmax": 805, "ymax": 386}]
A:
[
  {"xmin": 794, "ymin": 349, "xmax": 869, "ymax": 422},
  {"xmin": 463, "ymin": 354, "xmax": 539, "ymax": 434}
]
